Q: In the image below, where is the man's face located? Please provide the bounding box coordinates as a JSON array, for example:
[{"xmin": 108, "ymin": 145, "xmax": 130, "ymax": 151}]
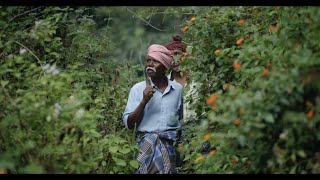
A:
[
  {"xmin": 145, "ymin": 56, "xmax": 166, "ymax": 78},
  {"xmin": 171, "ymin": 49, "xmax": 183, "ymax": 72}
]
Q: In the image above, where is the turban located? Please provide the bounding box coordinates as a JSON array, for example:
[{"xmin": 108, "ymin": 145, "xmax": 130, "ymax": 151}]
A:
[
  {"xmin": 164, "ymin": 35, "xmax": 187, "ymax": 52},
  {"xmin": 147, "ymin": 44, "xmax": 173, "ymax": 69}
]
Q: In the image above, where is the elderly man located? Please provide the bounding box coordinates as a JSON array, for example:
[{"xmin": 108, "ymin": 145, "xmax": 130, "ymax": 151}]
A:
[{"xmin": 123, "ymin": 44, "xmax": 183, "ymax": 174}]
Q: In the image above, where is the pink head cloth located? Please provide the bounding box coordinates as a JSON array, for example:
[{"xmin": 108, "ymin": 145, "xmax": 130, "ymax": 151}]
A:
[{"xmin": 147, "ymin": 44, "xmax": 173, "ymax": 69}]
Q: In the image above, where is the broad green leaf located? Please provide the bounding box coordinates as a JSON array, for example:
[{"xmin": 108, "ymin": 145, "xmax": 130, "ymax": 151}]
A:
[
  {"xmin": 129, "ymin": 160, "xmax": 139, "ymax": 169},
  {"xmin": 119, "ymin": 147, "xmax": 131, "ymax": 154},
  {"xmin": 297, "ymin": 150, "xmax": 306, "ymax": 158},
  {"xmin": 1, "ymin": 80, "xmax": 9, "ymax": 87},
  {"xmin": 109, "ymin": 146, "xmax": 119, "ymax": 153},
  {"xmin": 115, "ymin": 158, "xmax": 126, "ymax": 167},
  {"xmin": 102, "ymin": 161, "xmax": 106, "ymax": 167},
  {"xmin": 265, "ymin": 114, "xmax": 274, "ymax": 123}
]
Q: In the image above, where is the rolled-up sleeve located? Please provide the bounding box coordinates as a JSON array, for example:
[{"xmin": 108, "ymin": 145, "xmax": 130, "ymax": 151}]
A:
[{"xmin": 122, "ymin": 85, "xmax": 141, "ymax": 128}]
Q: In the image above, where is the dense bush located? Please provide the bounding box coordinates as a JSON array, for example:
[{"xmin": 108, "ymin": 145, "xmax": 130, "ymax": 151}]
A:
[
  {"xmin": 1, "ymin": 6, "xmax": 319, "ymax": 174},
  {"xmin": 180, "ymin": 6, "xmax": 320, "ymax": 173},
  {"xmin": 0, "ymin": 7, "xmax": 141, "ymax": 174}
]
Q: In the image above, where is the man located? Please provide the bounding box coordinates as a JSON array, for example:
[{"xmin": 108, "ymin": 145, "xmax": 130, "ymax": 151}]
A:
[
  {"xmin": 164, "ymin": 35, "xmax": 188, "ymax": 87},
  {"xmin": 122, "ymin": 44, "xmax": 183, "ymax": 174}
]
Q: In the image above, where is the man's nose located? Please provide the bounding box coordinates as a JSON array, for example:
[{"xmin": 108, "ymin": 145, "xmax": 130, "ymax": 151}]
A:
[{"xmin": 147, "ymin": 61, "xmax": 154, "ymax": 66}]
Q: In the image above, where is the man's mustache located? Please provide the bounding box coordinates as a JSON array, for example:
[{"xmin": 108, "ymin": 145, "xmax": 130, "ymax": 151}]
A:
[{"xmin": 146, "ymin": 67, "xmax": 156, "ymax": 72}]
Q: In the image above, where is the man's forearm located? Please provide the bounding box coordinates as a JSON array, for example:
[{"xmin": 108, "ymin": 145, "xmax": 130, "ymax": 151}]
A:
[{"xmin": 127, "ymin": 100, "xmax": 147, "ymax": 129}]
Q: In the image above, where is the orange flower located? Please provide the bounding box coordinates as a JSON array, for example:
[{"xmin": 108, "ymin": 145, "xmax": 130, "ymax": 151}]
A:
[
  {"xmin": 204, "ymin": 133, "xmax": 211, "ymax": 141},
  {"xmin": 207, "ymin": 94, "xmax": 217, "ymax": 105},
  {"xmin": 308, "ymin": 109, "xmax": 314, "ymax": 120},
  {"xmin": 182, "ymin": 26, "xmax": 188, "ymax": 33},
  {"xmin": 196, "ymin": 156, "xmax": 204, "ymax": 162},
  {"xmin": 261, "ymin": 69, "xmax": 269, "ymax": 77},
  {"xmin": 238, "ymin": 19, "xmax": 245, "ymax": 25},
  {"xmin": 223, "ymin": 83, "xmax": 230, "ymax": 90},
  {"xmin": 0, "ymin": 170, "xmax": 7, "ymax": 174},
  {"xmin": 268, "ymin": 25, "xmax": 280, "ymax": 33},
  {"xmin": 214, "ymin": 49, "xmax": 221, "ymax": 55},
  {"xmin": 233, "ymin": 63, "xmax": 241, "ymax": 70},
  {"xmin": 190, "ymin": 17, "xmax": 196, "ymax": 22},
  {"xmin": 234, "ymin": 118, "xmax": 240, "ymax": 126},
  {"xmin": 236, "ymin": 38, "xmax": 244, "ymax": 45},
  {"xmin": 209, "ymin": 149, "xmax": 216, "ymax": 156}
]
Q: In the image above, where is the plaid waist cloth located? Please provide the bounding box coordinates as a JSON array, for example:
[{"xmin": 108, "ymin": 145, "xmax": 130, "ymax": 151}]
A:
[{"xmin": 135, "ymin": 130, "xmax": 178, "ymax": 174}]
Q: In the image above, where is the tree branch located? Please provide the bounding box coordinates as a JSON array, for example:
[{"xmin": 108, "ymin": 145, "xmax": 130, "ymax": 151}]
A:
[
  {"xmin": 123, "ymin": 6, "xmax": 167, "ymax": 32},
  {"xmin": 14, "ymin": 41, "xmax": 45, "ymax": 75},
  {"xmin": 148, "ymin": 7, "xmax": 155, "ymax": 24},
  {"xmin": 1, "ymin": 7, "xmax": 44, "ymax": 33}
]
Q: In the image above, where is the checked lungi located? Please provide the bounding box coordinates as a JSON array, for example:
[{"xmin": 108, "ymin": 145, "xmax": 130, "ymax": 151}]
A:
[{"xmin": 135, "ymin": 130, "xmax": 178, "ymax": 174}]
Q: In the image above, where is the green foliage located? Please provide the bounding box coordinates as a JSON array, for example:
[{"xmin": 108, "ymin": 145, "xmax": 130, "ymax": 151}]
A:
[
  {"xmin": 2, "ymin": 6, "xmax": 319, "ymax": 174},
  {"xmin": 0, "ymin": 6, "xmax": 141, "ymax": 174},
  {"xmin": 180, "ymin": 6, "xmax": 320, "ymax": 173}
]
